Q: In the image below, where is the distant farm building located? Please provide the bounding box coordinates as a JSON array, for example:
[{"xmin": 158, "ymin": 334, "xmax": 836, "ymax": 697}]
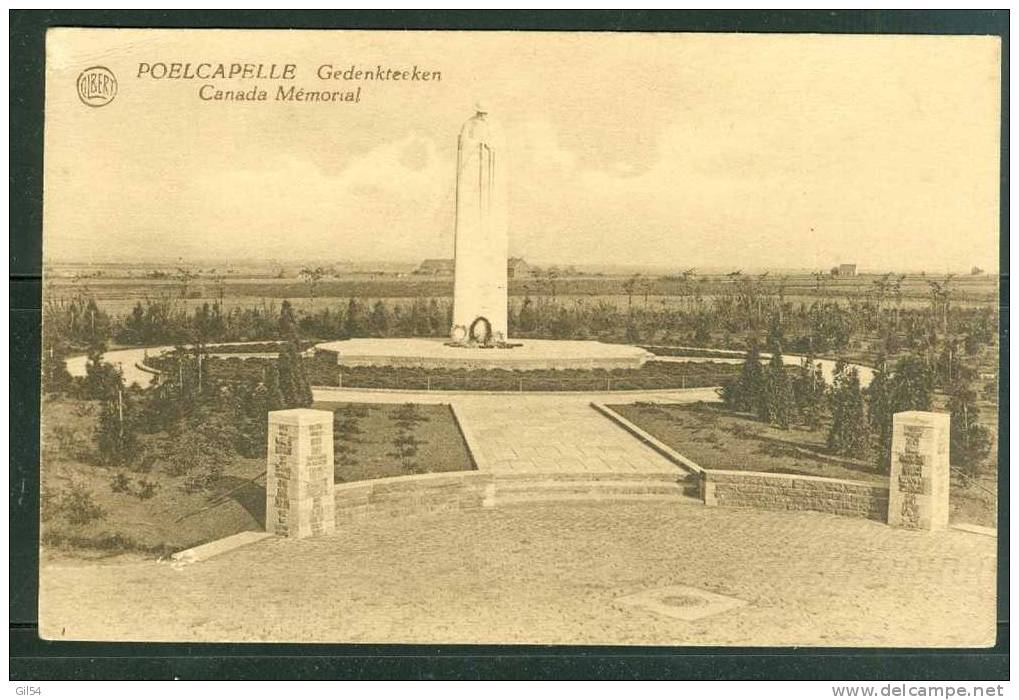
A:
[
  {"xmin": 507, "ymin": 257, "xmax": 535, "ymax": 278},
  {"xmin": 830, "ymin": 263, "xmax": 858, "ymax": 277},
  {"xmin": 414, "ymin": 258, "xmax": 455, "ymax": 276},
  {"xmin": 415, "ymin": 257, "xmax": 538, "ymax": 278}
]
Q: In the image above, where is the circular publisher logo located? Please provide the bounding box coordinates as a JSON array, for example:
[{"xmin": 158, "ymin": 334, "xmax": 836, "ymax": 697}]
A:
[{"xmin": 76, "ymin": 66, "xmax": 117, "ymax": 107}]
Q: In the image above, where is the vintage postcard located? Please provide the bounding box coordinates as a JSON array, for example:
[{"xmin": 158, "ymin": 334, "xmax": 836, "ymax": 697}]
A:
[{"xmin": 38, "ymin": 28, "xmax": 1000, "ymax": 646}]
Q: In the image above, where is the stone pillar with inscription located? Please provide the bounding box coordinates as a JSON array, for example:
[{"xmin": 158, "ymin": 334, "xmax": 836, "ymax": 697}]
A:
[
  {"xmin": 266, "ymin": 408, "xmax": 335, "ymax": 539},
  {"xmin": 887, "ymin": 411, "xmax": 950, "ymax": 531}
]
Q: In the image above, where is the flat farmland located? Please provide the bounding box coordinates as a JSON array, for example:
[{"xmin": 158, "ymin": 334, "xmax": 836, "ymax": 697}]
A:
[{"xmin": 43, "ymin": 271, "xmax": 999, "ymax": 316}]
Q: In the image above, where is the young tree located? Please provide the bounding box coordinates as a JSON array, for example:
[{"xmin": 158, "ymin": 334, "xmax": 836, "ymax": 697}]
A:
[
  {"xmin": 427, "ymin": 298, "xmax": 447, "ymax": 336},
  {"xmin": 276, "ymin": 302, "xmax": 313, "ymax": 408},
  {"xmin": 791, "ymin": 353, "xmax": 826, "ymax": 428},
  {"xmin": 276, "ymin": 343, "xmax": 312, "ymax": 408},
  {"xmin": 188, "ymin": 302, "xmax": 219, "ymax": 395},
  {"xmin": 263, "ymin": 365, "xmax": 285, "ymax": 413},
  {"xmin": 83, "ymin": 339, "xmax": 123, "ymax": 401},
  {"xmin": 369, "ymin": 300, "xmax": 391, "ymax": 337},
  {"xmin": 766, "ymin": 312, "xmax": 784, "ymax": 352},
  {"xmin": 867, "ymin": 352, "xmax": 935, "ymax": 473},
  {"xmin": 280, "ymin": 300, "xmax": 300, "ymax": 344},
  {"xmin": 121, "ymin": 301, "xmax": 148, "ymax": 345},
  {"xmin": 865, "ymin": 354, "xmax": 894, "ymax": 471},
  {"xmin": 947, "ymin": 368, "xmax": 992, "ymax": 478},
  {"xmin": 299, "ymin": 266, "xmax": 327, "ymax": 300},
  {"xmin": 517, "ymin": 296, "xmax": 537, "ymax": 335},
  {"xmin": 692, "ymin": 313, "xmax": 712, "ymax": 345},
  {"xmin": 344, "ymin": 298, "xmax": 366, "ymax": 337},
  {"xmin": 763, "ymin": 345, "xmax": 793, "ymax": 428},
  {"xmin": 94, "ymin": 382, "xmax": 138, "ymax": 466},
  {"xmin": 889, "ymin": 353, "xmax": 935, "ymax": 413},
  {"xmin": 827, "ymin": 360, "xmax": 870, "ymax": 458},
  {"xmin": 721, "ymin": 341, "xmax": 765, "ymax": 415},
  {"xmin": 226, "ymin": 369, "xmax": 285, "ymax": 458},
  {"xmin": 410, "ymin": 298, "xmax": 431, "ymax": 337},
  {"xmin": 163, "ymin": 416, "xmax": 234, "ymax": 493},
  {"xmin": 42, "ymin": 333, "xmax": 75, "ymax": 395},
  {"xmin": 935, "ymin": 338, "xmax": 963, "ymax": 389}
]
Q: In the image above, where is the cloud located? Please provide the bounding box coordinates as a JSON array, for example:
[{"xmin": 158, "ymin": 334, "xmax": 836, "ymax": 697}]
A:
[{"xmin": 167, "ymin": 134, "xmax": 455, "ymax": 260}]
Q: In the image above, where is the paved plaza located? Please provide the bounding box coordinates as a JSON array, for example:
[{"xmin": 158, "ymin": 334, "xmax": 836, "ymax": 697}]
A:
[
  {"xmin": 313, "ymin": 386, "xmax": 717, "ymax": 476},
  {"xmin": 40, "ymin": 501, "xmax": 996, "ymax": 645},
  {"xmin": 45, "ymin": 385, "xmax": 996, "ymax": 647}
]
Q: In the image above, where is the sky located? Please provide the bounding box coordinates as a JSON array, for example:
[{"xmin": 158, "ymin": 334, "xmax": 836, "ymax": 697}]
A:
[{"xmin": 44, "ymin": 30, "xmax": 1001, "ymax": 272}]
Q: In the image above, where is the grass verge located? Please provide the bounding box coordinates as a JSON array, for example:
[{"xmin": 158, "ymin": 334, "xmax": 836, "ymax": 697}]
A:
[
  {"xmin": 313, "ymin": 401, "xmax": 474, "ymax": 482},
  {"xmin": 609, "ymin": 401, "xmax": 996, "ymax": 526}
]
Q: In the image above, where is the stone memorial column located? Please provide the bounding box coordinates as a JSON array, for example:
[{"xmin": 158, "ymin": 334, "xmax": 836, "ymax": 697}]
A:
[
  {"xmin": 266, "ymin": 408, "xmax": 335, "ymax": 539},
  {"xmin": 887, "ymin": 411, "xmax": 950, "ymax": 531}
]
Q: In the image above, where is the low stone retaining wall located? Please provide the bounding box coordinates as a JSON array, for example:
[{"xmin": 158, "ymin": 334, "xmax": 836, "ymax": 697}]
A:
[
  {"xmin": 334, "ymin": 471, "xmax": 492, "ymax": 522},
  {"xmin": 329, "ymin": 464, "xmax": 890, "ymax": 524},
  {"xmin": 332, "ymin": 469, "xmax": 696, "ymax": 521},
  {"xmin": 134, "ymin": 361, "xmax": 162, "ymax": 378},
  {"xmin": 701, "ymin": 470, "xmax": 889, "ymax": 522},
  {"xmin": 594, "ymin": 402, "xmax": 889, "ymax": 522}
]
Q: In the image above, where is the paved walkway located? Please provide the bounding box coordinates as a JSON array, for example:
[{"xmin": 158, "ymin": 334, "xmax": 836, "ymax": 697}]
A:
[
  {"xmin": 314, "ymin": 386, "xmax": 718, "ymax": 475},
  {"xmin": 65, "ymin": 346, "xmax": 172, "ymax": 387},
  {"xmin": 457, "ymin": 396, "xmax": 676, "ymax": 474},
  {"xmin": 65, "ymin": 342, "xmax": 314, "ymax": 387},
  {"xmin": 39, "ymin": 502, "xmax": 997, "ymax": 645}
]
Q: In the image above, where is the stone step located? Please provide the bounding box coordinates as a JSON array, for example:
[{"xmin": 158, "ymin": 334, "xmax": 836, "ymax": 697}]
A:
[
  {"xmin": 494, "ymin": 479, "xmax": 685, "ymax": 496},
  {"xmin": 492, "ymin": 492, "xmax": 699, "ymax": 506},
  {"xmin": 491, "ymin": 471, "xmax": 694, "ymax": 484}
]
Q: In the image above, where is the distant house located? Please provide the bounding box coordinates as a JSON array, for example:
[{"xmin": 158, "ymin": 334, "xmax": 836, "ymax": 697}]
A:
[
  {"xmin": 507, "ymin": 257, "xmax": 534, "ymax": 278},
  {"xmin": 415, "ymin": 257, "xmax": 539, "ymax": 278},
  {"xmin": 831, "ymin": 263, "xmax": 858, "ymax": 277},
  {"xmin": 971, "ymin": 266, "xmax": 985, "ymax": 276},
  {"xmin": 414, "ymin": 258, "xmax": 455, "ymax": 276}
]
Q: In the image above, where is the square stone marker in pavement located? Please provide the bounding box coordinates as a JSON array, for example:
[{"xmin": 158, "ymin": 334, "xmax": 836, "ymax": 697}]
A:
[{"xmin": 616, "ymin": 585, "xmax": 748, "ymax": 621}]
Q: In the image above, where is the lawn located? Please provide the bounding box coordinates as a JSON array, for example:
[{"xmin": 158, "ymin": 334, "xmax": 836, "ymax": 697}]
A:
[
  {"xmin": 610, "ymin": 401, "xmax": 997, "ymax": 527},
  {"xmin": 611, "ymin": 401, "xmax": 885, "ymax": 483},
  {"xmin": 41, "ymin": 398, "xmax": 266, "ymax": 558},
  {"xmin": 41, "ymin": 397, "xmax": 475, "ymax": 559},
  {"xmin": 312, "ymin": 401, "xmax": 474, "ymax": 483}
]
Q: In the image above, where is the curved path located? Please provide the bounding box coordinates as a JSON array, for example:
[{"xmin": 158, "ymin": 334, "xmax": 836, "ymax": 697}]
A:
[
  {"xmin": 64, "ymin": 342, "xmax": 314, "ymax": 388},
  {"xmin": 67, "ymin": 343, "xmax": 874, "ymax": 390},
  {"xmin": 64, "ymin": 346, "xmax": 172, "ymax": 387}
]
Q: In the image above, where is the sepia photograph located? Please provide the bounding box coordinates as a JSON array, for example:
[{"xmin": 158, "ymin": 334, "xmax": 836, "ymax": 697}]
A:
[{"xmin": 32, "ymin": 24, "xmax": 1001, "ymax": 651}]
